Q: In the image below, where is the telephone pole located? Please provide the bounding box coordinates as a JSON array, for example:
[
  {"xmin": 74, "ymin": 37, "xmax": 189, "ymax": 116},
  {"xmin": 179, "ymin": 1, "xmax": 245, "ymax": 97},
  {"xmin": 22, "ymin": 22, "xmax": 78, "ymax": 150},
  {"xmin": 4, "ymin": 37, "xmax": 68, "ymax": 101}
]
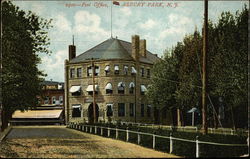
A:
[
  {"xmin": 91, "ymin": 58, "xmax": 96, "ymax": 123},
  {"xmin": 202, "ymin": 0, "xmax": 208, "ymax": 135}
]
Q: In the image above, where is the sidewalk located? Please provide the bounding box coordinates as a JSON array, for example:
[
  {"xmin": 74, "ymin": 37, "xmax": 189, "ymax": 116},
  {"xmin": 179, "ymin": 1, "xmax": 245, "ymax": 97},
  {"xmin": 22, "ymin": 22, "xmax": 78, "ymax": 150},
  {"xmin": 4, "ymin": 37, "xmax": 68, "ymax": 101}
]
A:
[{"xmin": 0, "ymin": 126, "xmax": 12, "ymax": 142}]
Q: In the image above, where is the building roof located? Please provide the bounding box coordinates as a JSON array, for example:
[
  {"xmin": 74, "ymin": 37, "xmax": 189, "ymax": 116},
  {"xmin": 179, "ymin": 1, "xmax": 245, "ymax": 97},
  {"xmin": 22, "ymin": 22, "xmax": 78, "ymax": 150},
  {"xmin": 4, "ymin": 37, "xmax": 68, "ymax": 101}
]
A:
[
  {"xmin": 70, "ymin": 38, "xmax": 160, "ymax": 64},
  {"xmin": 12, "ymin": 110, "xmax": 63, "ymax": 119},
  {"xmin": 40, "ymin": 80, "xmax": 64, "ymax": 86}
]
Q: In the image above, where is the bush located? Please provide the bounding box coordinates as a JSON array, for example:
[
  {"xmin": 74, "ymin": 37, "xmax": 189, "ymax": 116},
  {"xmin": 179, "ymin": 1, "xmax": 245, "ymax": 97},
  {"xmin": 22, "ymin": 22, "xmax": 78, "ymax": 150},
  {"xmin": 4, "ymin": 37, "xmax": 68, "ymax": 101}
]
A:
[{"xmin": 70, "ymin": 123, "xmax": 248, "ymax": 157}]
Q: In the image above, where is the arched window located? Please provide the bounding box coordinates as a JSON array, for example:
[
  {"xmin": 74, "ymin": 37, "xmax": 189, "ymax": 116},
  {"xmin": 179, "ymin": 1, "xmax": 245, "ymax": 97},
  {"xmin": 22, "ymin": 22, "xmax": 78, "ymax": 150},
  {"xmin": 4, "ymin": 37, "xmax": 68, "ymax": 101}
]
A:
[
  {"xmin": 129, "ymin": 82, "xmax": 135, "ymax": 94},
  {"xmin": 118, "ymin": 82, "xmax": 125, "ymax": 94},
  {"xmin": 105, "ymin": 83, "xmax": 113, "ymax": 94}
]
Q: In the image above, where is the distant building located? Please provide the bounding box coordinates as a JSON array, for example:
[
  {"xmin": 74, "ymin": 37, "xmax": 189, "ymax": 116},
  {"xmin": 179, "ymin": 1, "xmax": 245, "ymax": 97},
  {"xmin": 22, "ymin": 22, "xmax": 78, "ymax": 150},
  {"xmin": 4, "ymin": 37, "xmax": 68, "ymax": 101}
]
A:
[
  {"xmin": 64, "ymin": 35, "xmax": 161, "ymax": 124},
  {"xmin": 38, "ymin": 80, "xmax": 64, "ymax": 106},
  {"xmin": 10, "ymin": 80, "xmax": 65, "ymax": 125}
]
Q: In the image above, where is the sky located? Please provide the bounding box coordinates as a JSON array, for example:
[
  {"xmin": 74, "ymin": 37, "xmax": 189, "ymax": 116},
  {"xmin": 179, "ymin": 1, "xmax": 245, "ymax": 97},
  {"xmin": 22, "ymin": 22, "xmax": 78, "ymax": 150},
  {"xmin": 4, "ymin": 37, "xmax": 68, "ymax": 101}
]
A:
[{"xmin": 13, "ymin": 0, "xmax": 248, "ymax": 82}]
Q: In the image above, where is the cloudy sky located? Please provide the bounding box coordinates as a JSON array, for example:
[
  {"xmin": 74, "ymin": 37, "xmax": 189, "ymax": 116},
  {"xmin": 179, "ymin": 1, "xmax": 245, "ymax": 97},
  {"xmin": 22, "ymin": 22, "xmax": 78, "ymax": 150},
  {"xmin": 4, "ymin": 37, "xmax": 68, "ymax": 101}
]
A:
[{"xmin": 13, "ymin": 0, "xmax": 248, "ymax": 82}]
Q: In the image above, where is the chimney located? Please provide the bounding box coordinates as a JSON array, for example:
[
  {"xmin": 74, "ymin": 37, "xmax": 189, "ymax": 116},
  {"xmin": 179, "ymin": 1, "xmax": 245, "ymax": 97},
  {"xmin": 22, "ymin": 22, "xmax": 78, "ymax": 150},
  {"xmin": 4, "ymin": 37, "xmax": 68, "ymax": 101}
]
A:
[
  {"xmin": 69, "ymin": 45, "xmax": 76, "ymax": 60},
  {"xmin": 69, "ymin": 36, "xmax": 76, "ymax": 60},
  {"xmin": 139, "ymin": 39, "xmax": 146, "ymax": 57},
  {"xmin": 131, "ymin": 35, "xmax": 139, "ymax": 61}
]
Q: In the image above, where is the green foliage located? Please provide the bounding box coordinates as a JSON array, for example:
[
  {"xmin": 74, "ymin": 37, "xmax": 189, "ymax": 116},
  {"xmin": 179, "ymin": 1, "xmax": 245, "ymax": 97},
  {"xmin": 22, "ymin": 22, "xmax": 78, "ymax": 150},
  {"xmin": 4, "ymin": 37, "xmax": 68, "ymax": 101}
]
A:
[
  {"xmin": 72, "ymin": 123, "xmax": 248, "ymax": 157},
  {"xmin": 147, "ymin": 5, "xmax": 248, "ymax": 128},
  {"xmin": 2, "ymin": 2, "xmax": 52, "ymax": 118}
]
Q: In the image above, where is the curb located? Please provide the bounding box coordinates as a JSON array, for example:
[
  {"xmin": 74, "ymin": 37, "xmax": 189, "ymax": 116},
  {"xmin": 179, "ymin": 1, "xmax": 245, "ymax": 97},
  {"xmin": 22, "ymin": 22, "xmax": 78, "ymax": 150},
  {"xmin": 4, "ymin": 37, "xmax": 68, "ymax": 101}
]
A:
[{"xmin": 0, "ymin": 126, "xmax": 12, "ymax": 143}]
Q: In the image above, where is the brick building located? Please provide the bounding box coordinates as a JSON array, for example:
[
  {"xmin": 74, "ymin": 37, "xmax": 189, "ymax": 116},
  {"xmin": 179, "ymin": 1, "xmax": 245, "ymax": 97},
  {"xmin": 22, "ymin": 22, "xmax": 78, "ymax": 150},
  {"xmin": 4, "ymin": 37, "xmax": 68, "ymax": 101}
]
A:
[
  {"xmin": 38, "ymin": 80, "xmax": 64, "ymax": 106},
  {"xmin": 64, "ymin": 35, "xmax": 160, "ymax": 124}
]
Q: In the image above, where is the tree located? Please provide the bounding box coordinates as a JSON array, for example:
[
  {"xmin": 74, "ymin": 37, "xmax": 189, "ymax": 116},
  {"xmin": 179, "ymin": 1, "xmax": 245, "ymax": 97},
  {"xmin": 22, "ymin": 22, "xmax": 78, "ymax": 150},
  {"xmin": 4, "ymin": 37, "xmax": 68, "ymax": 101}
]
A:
[
  {"xmin": 1, "ymin": 1, "xmax": 52, "ymax": 130},
  {"xmin": 147, "ymin": 5, "xmax": 248, "ymax": 128}
]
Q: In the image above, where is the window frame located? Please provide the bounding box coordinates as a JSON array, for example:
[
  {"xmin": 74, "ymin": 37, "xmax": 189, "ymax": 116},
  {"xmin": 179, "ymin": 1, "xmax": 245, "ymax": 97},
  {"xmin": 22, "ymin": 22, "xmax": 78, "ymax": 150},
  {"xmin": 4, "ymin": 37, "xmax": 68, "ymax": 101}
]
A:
[
  {"xmin": 129, "ymin": 103, "xmax": 134, "ymax": 117},
  {"xmin": 124, "ymin": 65, "xmax": 128, "ymax": 75},
  {"xmin": 114, "ymin": 65, "xmax": 119, "ymax": 75},
  {"xmin": 141, "ymin": 104, "xmax": 144, "ymax": 117},
  {"xmin": 87, "ymin": 66, "xmax": 92, "ymax": 77},
  {"xmin": 118, "ymin": 103, "xmax": 125, "ymax": 117},
  {"xmin": 141, "ymin": 67, "xmax": 144, "ymax": 77},
  {"xmin": 147, "ymin": 105, "xmax": 151, "ymax": 117},
  {"xmin": 77, "ymin": 68, "xmax": 82, "ymax": 78},
  {"xmin": 147, "ymin": 69, "xmax": 150, "ymax": 78},
  {"xmin": 70, "ymin": 68, "xmax": 75, "ymax": 78},
  {"xmin": 106, "ymin": 104, "xmax": 113, "ymax": 117},
  {"xmin": 72, "ymin": 105, "xmax": 81, "ymax": 118}
]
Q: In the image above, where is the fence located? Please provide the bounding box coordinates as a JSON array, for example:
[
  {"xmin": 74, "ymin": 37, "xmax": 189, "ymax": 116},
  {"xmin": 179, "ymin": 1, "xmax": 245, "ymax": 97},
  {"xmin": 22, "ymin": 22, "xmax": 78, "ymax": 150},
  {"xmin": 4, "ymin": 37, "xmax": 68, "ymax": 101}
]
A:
[
  {"xmin": 67, "ymin": 123, "xmax": 249, "ymax": 158},
  {"xmin": 117, "ymin": 121, "xmax": 248, "ymax": 136}
]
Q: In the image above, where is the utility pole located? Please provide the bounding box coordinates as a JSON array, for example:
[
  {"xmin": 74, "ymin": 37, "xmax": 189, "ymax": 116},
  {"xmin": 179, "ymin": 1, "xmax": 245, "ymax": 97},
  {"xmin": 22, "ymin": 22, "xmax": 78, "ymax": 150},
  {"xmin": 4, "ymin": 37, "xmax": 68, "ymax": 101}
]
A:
[
  {"xmin": 91, "ymin": 58, "xmax": 96, "ymax": 123},
  {"xmin": 202, "ymin": 0, "xmax": 208, "ymax": 135}
]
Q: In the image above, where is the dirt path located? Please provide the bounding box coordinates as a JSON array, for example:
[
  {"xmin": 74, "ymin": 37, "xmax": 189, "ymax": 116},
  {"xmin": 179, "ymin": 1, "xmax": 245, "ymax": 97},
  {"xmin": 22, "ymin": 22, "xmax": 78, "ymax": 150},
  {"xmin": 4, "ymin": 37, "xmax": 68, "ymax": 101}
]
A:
[{"xmin": 0, "ymin": 126, "xmax": 179, "ymax": 158}]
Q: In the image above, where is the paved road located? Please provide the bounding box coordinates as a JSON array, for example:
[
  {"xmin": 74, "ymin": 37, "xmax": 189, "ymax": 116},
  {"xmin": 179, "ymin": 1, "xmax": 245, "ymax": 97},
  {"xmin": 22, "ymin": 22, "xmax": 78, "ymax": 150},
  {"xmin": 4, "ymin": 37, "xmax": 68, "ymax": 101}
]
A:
[{"xmin": 0, "ymin": 126, "xmax": 178, "ymax": 158}]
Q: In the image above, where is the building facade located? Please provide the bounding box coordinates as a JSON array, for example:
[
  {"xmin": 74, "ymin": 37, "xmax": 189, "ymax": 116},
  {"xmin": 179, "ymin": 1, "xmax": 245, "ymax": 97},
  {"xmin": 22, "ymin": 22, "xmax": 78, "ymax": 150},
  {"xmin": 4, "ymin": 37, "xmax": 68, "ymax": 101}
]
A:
[
  {"xmin": 38, "ymin": 80, "xmax": 64, "ymax": 106},
  {"xmin": 65, "ymin": 35, "xmax": 160, "ymax": 124}
]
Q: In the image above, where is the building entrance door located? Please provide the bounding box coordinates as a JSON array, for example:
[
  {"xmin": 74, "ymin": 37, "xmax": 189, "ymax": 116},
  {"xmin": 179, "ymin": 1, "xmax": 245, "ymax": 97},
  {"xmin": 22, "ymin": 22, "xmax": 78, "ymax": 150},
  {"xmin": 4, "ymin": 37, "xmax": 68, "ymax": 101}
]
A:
[{"xmin": 88, "ymin": 103, "xmax": 99, "ymax": 123}]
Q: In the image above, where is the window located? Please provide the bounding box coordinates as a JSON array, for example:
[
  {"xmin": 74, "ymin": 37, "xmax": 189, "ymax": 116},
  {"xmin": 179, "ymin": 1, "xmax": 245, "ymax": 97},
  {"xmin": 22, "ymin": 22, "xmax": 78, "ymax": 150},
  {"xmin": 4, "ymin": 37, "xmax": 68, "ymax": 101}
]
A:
[
  {"xmin": 86, "ymin": 85, "xmax": 98, "ymax": 95},
  {"xmin": 140, "ymin": 85, "xmax": 147, "ymax": 95},
  {"xmin": 72, "ymin": 105, "xmax": 81, "ymax": 117},
  {"xmin": 72, "ymin": 91, "xmax": 81, "ymax": 96},
  {"xmin": 141, "ymin": 104, "xmax": 144, "ymax": 117},
  {"xmin": 131, "ymin": 66, "xmax": 137, "ymax": 75},
  {"xmin": 129, "ymin": 82, "xmax": 135, "ymax": 94},
  {"xmin": 124, "ymin": 65, "xmax": 128, "ymax": 75},
  {"xmin": 147, "ymin": 105, "xmax": 151, "ymax": 117},
  {"xmin": 105, "ymin": 83, "xmax": 113, "ymax": 94},
  {"xmin": 44, "ymin": 96, "xmax": 49, "ymax": 104},
  {"xmin": 70, "ymin": 68, "xmax": 75, "ymax": 78},
  {"xmin": 118, "ymin": 82, "xmax": 125, "ymax": 94},
  {"xmin": 114, "ymin": 65, "xmax": 119, "ymax": 74},
  {"xmin": 147, "ymin": 69, "xmax": 150, "ymax": 78},
  {"xmin": 141, "ymin": 68, "xmax": 144, "ymax": 77},
  {"xmin": 87, "ymin": 66, "xmax": 92, "ymax": 76},
  {"xmin": 52, "ymin": 96, "xmax": 56, "ymax": 104},
  {"xmin": 70, "ymin": 85, "xmax": 81, "ymax": 96},
  {"xmin": 118, "ymin": 103, "xmax": 125, "ymax": 117},
  {"xmin": 107, "ymin": 104, "xmax": 113, "ymax": 117},
  {"xmin": 105, "ymin": 65, "xmax": 110, "ymax": 75},
  {"xmin": 77, "ymin": 68, "xmax": 82, "ymax": 78},
  {"xmin": 95, "ymin": 66, "xmax": 100, "ymax": 76},
  {"xmin": 59, "ymin": 96, "xmax": 63, "ymax": 105},
  {"xmin": 129, "ymin": 103, "xmax": 134, "ymax": 117}
]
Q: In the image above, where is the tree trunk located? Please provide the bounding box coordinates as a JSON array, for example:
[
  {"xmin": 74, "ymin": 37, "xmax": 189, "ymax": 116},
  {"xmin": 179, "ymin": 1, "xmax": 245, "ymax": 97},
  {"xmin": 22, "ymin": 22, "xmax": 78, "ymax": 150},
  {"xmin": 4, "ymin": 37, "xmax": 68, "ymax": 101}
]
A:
[
  {"xmin": 230, "ymin": 105, "xmax": 236, "ymax": 130},
  {"xmin": 177, "ymin": 108, "xmax": 182, "ymax": 126}
]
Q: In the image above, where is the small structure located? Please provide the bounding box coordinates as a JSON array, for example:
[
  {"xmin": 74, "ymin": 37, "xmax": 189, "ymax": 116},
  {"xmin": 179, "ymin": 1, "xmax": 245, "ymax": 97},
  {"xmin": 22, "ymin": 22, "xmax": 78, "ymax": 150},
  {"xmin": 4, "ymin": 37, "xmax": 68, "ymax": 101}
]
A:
[{"xmin": 10, "ymin": 105, "xmax": 64, "ymax": 125}]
